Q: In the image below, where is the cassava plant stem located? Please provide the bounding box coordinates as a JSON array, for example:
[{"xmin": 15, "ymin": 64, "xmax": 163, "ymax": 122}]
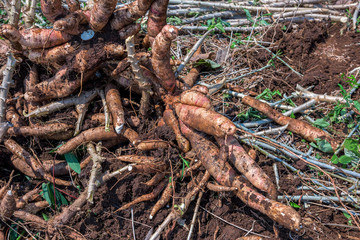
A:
[{"xmin": 126, "ymin": 35, "xmax": 152, "ymax": 116}]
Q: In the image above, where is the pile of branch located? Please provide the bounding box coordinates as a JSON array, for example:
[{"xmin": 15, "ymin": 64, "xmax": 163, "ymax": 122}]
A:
[{"xmin": 166, "ymin": 0, "xmax": 359, "ymax": 32}]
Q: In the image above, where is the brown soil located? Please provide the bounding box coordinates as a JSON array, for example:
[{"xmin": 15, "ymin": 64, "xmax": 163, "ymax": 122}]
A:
[
  {"xmin": 253, "ymin": 21, "xmax": 360, "ymax": 97},
  {"xmin": 1, "ymin": 21, "xmax": 359, "ymax": 240}
]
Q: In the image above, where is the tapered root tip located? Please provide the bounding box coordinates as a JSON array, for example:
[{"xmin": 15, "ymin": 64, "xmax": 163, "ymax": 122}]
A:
[
  {"xmin": 149, "ymin": 215, "xmax": 153, "ymax": 220},
  {"xmin": 115, "ymin": 124, "xmax": 124, "ymax": 134},
  {"xmin": 7, "ymin": 190, "xmax": 12, "ymax": 196}
]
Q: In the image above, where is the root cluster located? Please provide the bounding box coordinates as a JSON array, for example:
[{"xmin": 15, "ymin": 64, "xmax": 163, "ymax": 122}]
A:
[{"xmin": 2, "ymin": 0, "xmax": 343, "ymax": 238}]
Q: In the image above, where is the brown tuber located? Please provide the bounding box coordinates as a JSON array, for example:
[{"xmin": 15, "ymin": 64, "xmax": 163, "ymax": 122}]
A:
[
  {"xmin": 175, "ymin": 103, "xmax": 236, "ymax": 138},
  {"xmin": 105, "ymin": 82, "xmax": 125, "ymax": 134},
  {"xmin": 110, "ymin": 0, "xmax": 155, "ymax": 30},
  {"xmin": 216, "ymin": 136, "xmax": 277, "ymax": 199},
  {"xmin": 151, "ymin": 25, "xmax": 179, "ymax": 93},
  {"xmin": 40, "ymin": 0, "xmax": 68, "ymax": 23},
  {"xmin": 56, "ymin": 126, "xmax": 127, "ymax": 155},
  {"xmin": 180, "ymin": 121, "xmax": 301, "ymax": 231},
  {"xmin": 147, "ymin": 0, "xmax": 169, "ymax": 46},
  {"xmin": 242, "ymin": 96, "xmax": 339, "ymax": 151},
  {"xmin": 179, "ymin": 90, "xmax": 212, "ymax": 109},
  {"xmin": 90, "ymin": 0, "xmax": 117, "ymax": 32},
  {"xmin": 0, "ymin": 190, "xmax": 16, "ymax": 219},
  {"xmin": 163, "ymin": 108, "xmax": 190, "ymax": 152},
  {"xmin": 0, "ymin": 24, "xmax": 72, "ymax": 49}
]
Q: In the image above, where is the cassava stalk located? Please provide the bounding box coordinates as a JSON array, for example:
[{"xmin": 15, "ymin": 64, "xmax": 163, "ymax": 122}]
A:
[
  {"xmin": 0, "ymin": 53, "xmax": 16, "ymax": 142},
  {"xmin": 25, "ymin": 89, "xmax": 97, "ymax": 117},
  {"xmin": 175, "ymin": 29, "xmax": 211, "ymax": 78},
  {"xmin": 0, "ymin": 53, "xmax": 16, "ymax": 123},
  {"xmin": 86, "ymin": 143, "xmax": 104, "ymax": 203},
  {"xmin": 24, "ymin": 0, "xmax": 37, "ymax": 28},
  {"xmin": 98, "ymin": 89, "xmax": 111, "ymax": 132},
  {"xmin": 126, "ymin": 35, "xmax": 152, "ymax": 116}
]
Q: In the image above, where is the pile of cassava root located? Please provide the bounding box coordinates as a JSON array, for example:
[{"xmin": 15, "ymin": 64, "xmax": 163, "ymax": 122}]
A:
[{"xmin": 0, "ymin": 0, "xmax": 344, "ymax": 239}]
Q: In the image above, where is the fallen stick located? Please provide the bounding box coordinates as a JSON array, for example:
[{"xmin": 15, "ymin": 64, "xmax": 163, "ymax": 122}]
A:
[
  {"xmin": 180, "ymin": 26, "xmax": 265, "ymax": 32},
  {"xmin": 182, "ymin": 11, "xmax": 240, "ymax": 24},
  {"xmin": 296, "ymin": 84, "xmax": 346, "ymax": 103},
  {"xmin": 186, "ymin": 190, "xmax": 203, "ymax": 240},
  {"xmin": 241, "ymin": 96, "xmax": 338, "ymax": 151},
  {"xmin": 175, "ymin": 29, "xmax": 211, "ymax": 78},
  {"xmin": 149, "ymin": 171, "xmax": 210, "ymax": 240}
]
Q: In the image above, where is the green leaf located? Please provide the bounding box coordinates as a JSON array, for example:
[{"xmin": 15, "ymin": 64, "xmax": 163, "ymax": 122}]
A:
[
  {"xmin": 353, "ymin": 100, "xmax": 360, "ymax": 112},
  {"xmin": 314, "ymin": 118, "xmax": 330, "ymax": 129},
  {"xmin": 344, "ymin": 139, "xmax": 360, "ymax": 157},
  {"xmin": 55, "ymin": 188, "xmax": 69, "ymax": 206},
  {"xmin": 258, "ymin": 19, "xmax": 270, "ymax": 26},
  {"xmin": 64, "ymin": 152, "xmax": 81, "ymax": 174},
  {"xmin": 343, "ymin": 212, "xmax": 351, "ymax": 219},
  {"xmin": 49, "ymin": 143, "xmax": 63, "ymax": 153},
  {"xmin": 42, "ymin": 213, "xmax": 49, "ymax": 221},
  {"xmin": 9, "ymin": 221, "xmax": 21, "ymax": 240},
  {"xmin": 331, "ymin": 154, "xmax": 339, "ymax": 164},
  {"xmin": 194, "ymin": 59, "xmax": 221, "ymax": 69},
  {"xmin": 315, "ymin": 138, "xmax": 334, "ymax": 154},
  {"xmin": 215, "ymin": 23, "xmax": 225, "ymax": 33},
  {"xmin": 41, "ymin": 183, "xmax": 55, "ymax": 208},
  {"xmin": 289, "ymin": 202, "xmax": 301, "ymax": 209},
  {"xmin": 41, "ymin": 183, "xmax": 68, "ymax": 208},
  {"xmin": 344, "ymin": 148, "xmax": 360, "ymax": 162},
  {"xmin": 243, "ymin": 8, "xmax": 253, "ymax": 22},
  {"xmin": 206, "ymin": 59, "xmax": 221, "ymax": 69},
  {"xmin": 338, "ymin": 155, "xmax": 353, "ymax": 164}
]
